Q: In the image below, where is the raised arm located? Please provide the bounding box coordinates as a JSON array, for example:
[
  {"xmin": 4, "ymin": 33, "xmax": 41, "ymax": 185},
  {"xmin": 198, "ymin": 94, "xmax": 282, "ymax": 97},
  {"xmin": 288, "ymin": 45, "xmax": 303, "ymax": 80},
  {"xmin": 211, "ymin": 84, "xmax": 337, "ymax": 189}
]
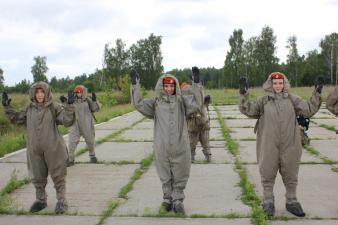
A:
[
  {"xmin": 2, "ymin": 92, "xmax": 27, "ymax": 126},
  {"xmin": 87, "ymin": 92, "xmax": 100, "ymax": 112},
  {"xmin": 326, "ymin": 86, "xmax": 338, "ymax": 115},
  {"xmin": 289, "ymin": 77, "xmax": 322, "ymax": 118},
  {"xmin": 130, "ymin": 69, "xmax": 156, "ymax": 119},
  {"xmin": 238, "ymin": 77, "xmax": 263, "ymax": 119}
]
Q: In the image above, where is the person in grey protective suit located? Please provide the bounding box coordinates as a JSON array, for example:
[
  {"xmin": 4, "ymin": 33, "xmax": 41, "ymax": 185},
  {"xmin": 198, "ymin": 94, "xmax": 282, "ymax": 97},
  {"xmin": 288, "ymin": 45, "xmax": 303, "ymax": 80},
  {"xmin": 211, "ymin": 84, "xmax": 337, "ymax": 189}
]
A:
[
  {"xmin": 130, "ymin": 69, "xmax": 200, "ymax": 214},
  {"xmin": 60, "ymin": 85, "xmax": 100, "ymax": 166},
  {"xmin": 2, "ymin": 82, "xmax": 75, "ymax": 214},
  {"xmin": 181, "ymin": 67, "xmax": 212, "ymax": 163},
  {"xmin": 238, "ymin": 72, "xmax": 322, "ymax": 217}
]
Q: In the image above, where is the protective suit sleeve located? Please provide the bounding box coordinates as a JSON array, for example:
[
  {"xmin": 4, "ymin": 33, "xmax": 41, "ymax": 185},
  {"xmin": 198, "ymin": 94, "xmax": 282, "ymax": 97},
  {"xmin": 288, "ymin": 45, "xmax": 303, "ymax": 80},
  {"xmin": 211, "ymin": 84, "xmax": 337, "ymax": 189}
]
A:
[
  {"xmin": 182, "ymin": 82, "xmax": 201, "ymax": 116},
  {"xmin": 55, "ymin": 103, "xmax": 76, "ymax": 127},
  {"xmin": 131, "ymin": 82, "xmax": 156, "ymax": 119},
  {"xmin": 4, "ymin": 106, "xmax": 27, "ymax": 126},
  {"xmin": 289, "ymin": 92, "xmax": 321, "ymax": 118},
  {"xmin": 87, "ymin": 98, "xmax": 100, "ymax": 112},
  {"xmin": 326, "ymin": 86, "xmax": 338, "ymax": 115},
  {"xmin": 238, "ymin": 93, "xmax": 263, "ymax": 119}
]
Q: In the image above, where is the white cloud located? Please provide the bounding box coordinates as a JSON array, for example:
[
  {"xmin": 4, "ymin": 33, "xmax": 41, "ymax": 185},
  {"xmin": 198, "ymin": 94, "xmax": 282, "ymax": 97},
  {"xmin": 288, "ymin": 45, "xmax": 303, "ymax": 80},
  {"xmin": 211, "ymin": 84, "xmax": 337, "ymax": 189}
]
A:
[{"xmin": 0, "ymin": 0, "xmax": 337, "ymax": 85}]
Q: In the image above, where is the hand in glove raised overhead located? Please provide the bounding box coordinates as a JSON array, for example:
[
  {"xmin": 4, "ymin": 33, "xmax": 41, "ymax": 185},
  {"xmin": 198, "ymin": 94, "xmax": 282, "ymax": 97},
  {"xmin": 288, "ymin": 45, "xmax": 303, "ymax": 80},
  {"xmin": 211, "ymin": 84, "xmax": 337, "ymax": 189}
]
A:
[
  {"xmin": 239, "ymin": 77, "xmax": 248, "ymax": 95},
  {"xmin": 192, "ymin": 66, "xmax": 200, "ymax": 83},
  {"xmin": 315, "ymin": 76, "xmax": 324, "ymax": 94},
  {"xmin": 67, "ymin": 91, "xmax": 75, "ymax": 104},
  {"xmin": 204, "ymin": 95, "xmax": 211, "ymax": 105},
  {"xmin": 92, "ymin": 92, "xmax": 96, "ymax": 102},
  {"xmin": 130, "ymin": 69, "xmax": 139, "ymax": 85},
  {"xmin": 59, "ymin": 95, "xmax": 67, "ymax": 103},
  {"xmin": 2, "ymin": 92, "xmax": 11, "ymax": 107}
]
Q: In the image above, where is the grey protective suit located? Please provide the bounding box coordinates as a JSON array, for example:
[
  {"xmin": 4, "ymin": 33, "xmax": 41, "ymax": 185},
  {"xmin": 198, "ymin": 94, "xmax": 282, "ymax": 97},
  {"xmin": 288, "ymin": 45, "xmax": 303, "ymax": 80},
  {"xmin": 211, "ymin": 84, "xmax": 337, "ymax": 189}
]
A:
[
  {"xmin": 326, "ymin": 86, "xmax": 338, "ymax": 115},
  {"xmin": 131, "ymin": 74, "xmax": 200, "ymax": 202},
  {"xmin": 239, "ymin": 75, "xmax": 321, "ymax": 203},
  {"xmin": 182, "ymin": 84, "xmax": 211, "ymax": 158},
  {"xmin": 68, "ymin": 85, "xmax": 99, "ymax": 162},
  {"xmin": 5, "ymin": 82, "xmax": 75, "ymax": 203}
]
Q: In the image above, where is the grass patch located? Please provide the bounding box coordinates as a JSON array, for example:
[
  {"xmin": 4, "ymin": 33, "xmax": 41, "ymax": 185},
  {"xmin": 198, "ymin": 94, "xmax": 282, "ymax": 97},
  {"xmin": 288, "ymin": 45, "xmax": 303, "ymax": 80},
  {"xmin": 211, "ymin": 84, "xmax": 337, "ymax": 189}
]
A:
[
  {"xmin": 118, "ymin": 153, "xmax": 154, "ymax": 199},
  {"xmin": 0, "ymin": 103, "xmax": 134, "ymax": 157},
  {"xmin": 303, "ymin": 145, "xmax": 320, "ymax": 156},
  {"xmin": 75, "ymin": 117, "xmax": 146, "ymax": 157},
  {"xmin": 96, "ymin": 200, "xmax": 120, "ymax": 225},
  {"xmin": 215, "ymin": 106, "xmax": 267, "ymax": 225},
  {"xmin": 319, "ymin": 124, "xmax": 337, "ymax": 132},
  {"xmin": 304, "ymin": 145, "xmax": 338, "ymax": 173},
  {"xmin": 0, "ymin": 171, "xmax": 31, "ymax": 214}
]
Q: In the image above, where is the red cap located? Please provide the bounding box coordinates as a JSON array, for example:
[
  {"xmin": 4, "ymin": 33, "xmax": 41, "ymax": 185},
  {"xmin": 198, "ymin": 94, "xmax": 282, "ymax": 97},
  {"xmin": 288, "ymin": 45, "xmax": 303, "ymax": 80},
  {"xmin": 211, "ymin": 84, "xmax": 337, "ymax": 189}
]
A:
[
  {"xmin": 180, "ymin": 82, "xmax": 188, "ymax": 89},
  {"xmin": 163, "ymin": 77, "xmax": 176, "ymax": 85},
  {"xmin": 271, "ymin": 72, "xmax": 285, "ymax": 79},
  {"xmin": 74, "ymin": 86, "xmax": 84, "ymax": 93}
]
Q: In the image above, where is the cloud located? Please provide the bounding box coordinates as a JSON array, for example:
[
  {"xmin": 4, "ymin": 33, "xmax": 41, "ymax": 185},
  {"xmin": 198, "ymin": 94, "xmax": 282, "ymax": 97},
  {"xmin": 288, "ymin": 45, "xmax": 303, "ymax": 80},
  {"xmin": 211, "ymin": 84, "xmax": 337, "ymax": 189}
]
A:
[{"xmin": 0, "ymin": 0, "xmax": 337, "ymax": 85}]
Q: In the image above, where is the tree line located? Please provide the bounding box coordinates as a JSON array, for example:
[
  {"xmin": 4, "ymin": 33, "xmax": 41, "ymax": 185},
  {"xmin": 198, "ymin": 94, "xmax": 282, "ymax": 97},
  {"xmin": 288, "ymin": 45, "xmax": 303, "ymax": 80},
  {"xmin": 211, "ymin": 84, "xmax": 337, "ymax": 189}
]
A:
[{"xmin": 0, "ymin": 26, "xmax": 337, "ymax": 92}]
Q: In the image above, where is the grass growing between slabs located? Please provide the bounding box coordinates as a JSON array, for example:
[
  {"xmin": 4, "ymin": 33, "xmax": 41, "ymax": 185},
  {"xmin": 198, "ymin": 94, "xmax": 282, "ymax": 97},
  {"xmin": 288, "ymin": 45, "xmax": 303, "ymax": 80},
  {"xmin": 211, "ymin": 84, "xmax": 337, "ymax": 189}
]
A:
[
  {"xmin": 0, "ymin": 171, "xmax": 30, "ymax": 214},
  {"xmin": 75, "ymin": 117, "xmax": 147, "ymax": 157},
  {"xmin": 215, "ymin": 106, "xmax": 267, "ymax": 225},
  {"xmin": 95, "ymin": 153, "xmax": 154, "ymax": 225},
  {"xmin": 303, "ymin": 145, "xmax": 338, "ymax": 172}
]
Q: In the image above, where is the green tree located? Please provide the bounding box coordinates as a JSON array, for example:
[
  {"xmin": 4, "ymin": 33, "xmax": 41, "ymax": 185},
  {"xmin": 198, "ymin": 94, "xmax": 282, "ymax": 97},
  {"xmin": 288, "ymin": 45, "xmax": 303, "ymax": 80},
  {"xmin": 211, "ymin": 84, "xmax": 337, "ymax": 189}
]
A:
[
  {"xmin": 300, "ymin": 50, "xmax": 327, "ymax": 86},
  {"xmin": 255, "ymin": 26, "xmax": 279, "ymax": 84},
  {"xmin": 320, "ymin": 33, "xmax": 338, "ymax": 84},
  {"xmin": 243, "ymin": 37, "xmax": 259, "ymax": 85},
  {"xmin": 286, "ymin": 35, "xmax": 301, "ymax": 86},
  {"xmin": 130, "ymin": 33, "xmax": 163, "ymax": 89},
  {"xmin": 224, "ymin": 29, "xmax": 245, "ymax": 88},
  {"xmin": 31, "ymin": 56, "xmax": 48, "ymax": 83},
  {"xmin": 0, "ymin": 67, "xmax": 4, "ymax": 90},
  {"xmin": 103, "ymin": 39, "xmax": 130, "ymax": 90}
]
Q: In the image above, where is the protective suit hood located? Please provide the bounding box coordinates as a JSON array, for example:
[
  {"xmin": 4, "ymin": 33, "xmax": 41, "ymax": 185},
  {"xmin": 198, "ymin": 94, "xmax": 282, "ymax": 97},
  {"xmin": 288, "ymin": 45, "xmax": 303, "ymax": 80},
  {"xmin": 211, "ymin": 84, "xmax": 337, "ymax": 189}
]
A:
[
  {"xmin": 262, "ymin": 72, "xmax": 291, "ymax": 98},
  {"xmin": 74, "ymin": 85, "xmax": 88, "ymax": 100},
  {"xmin": 29, "ymin": 81, "xmax": 53, "ymax": 106},
  {"xmin": 155, "ymin": 74, "xmax": 182, "ymax": 99}
]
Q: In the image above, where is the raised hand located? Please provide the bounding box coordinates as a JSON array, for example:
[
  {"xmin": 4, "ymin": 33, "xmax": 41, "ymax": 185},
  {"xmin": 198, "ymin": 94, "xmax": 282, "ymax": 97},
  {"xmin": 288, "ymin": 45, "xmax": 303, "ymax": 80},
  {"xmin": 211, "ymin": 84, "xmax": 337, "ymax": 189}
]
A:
[
  {"xmin": 92, "ymin": 92, "xmax": 96, "ymax": 102},
  {"xmin": 2, "ymin": 92, "xmax": 11, "ymax": 107},
  {"xmin": 130, "ymin": 69, "xmax": 139, "ymax": 85},
  {"xmin": 59, "ymin": 95, "xmax": 67, "ymax": 103},
  {"xmin": 315, "ymin": 76, "xmax": 324, "ymax": 94},
  {"xmin": 67, "ymin": 91, "xmax": 75, "ymax": 104},
  {"xmin": 239, "ymin": 77, "xmax": 248, "ymax": 95},
  {"xmin": 192, "ymin": 66, "xmax": 200, "ymax": 83}
]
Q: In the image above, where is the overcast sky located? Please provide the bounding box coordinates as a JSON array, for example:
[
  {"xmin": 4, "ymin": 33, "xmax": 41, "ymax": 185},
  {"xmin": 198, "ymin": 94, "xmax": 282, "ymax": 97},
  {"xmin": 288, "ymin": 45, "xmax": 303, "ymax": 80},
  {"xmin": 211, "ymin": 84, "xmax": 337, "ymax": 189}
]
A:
[{"xmin": 0, "ymin": 0, "xmax": 337, "ymax": 86}]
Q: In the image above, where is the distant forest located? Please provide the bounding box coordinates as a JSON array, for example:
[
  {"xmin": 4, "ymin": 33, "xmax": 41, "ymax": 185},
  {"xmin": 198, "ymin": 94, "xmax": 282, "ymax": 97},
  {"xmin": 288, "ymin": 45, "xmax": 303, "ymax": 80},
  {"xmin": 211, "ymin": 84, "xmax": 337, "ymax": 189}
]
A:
[{"xmin": 1, "ymin": 26, "xmax": 337, "ymax": 93}]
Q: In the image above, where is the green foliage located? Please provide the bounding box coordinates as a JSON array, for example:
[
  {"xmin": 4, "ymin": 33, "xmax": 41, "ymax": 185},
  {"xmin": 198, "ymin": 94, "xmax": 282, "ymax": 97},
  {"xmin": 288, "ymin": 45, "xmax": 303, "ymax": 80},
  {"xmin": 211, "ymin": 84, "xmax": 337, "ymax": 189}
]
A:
[
  {"xmin": 31, "ymin": 56, "xmax": 48, "ymax": 83},
  {"xmin": 224, "ymin": 29, "xmax": 245, "ymax": 88},
  {"xmin": 103, "ymin": 39, "xmax": 130, "ymax": 91},
  {"xmin": 130, "ymin": 33, "xmax": 164, "ymax": 89},
  {"xmin": 320, "ymin": 32, "xmax": 338, "ymax": 84}
]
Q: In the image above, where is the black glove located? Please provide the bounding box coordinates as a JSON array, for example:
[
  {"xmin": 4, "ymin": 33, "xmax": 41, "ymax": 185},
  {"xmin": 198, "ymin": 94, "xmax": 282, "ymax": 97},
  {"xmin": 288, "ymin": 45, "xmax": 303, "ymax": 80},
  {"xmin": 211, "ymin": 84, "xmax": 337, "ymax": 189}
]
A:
[
  {"xmin": 67, "ymin": 91, "xmax": 75, "ymax": 104},
  {"xmin": 204, "ymin": 95, "xmax": 211, "ymax": 105},
  {"xmin": 315, "ymin": 76, "xmax": 324, "ymax": 94},
  {"xmin": 239, "ymin": 77, "xmax": 248, "ymax": 94},
  {"xmin": 92, "ymin": 92, "xmax": 96, "ymax": 102},
  {"xmin": 297, "ymin": 115, "xmax": 310, "ymax": 130},
  {"xmin": 130, "ymin": 69, "xmax": 139, "ymax": 85},
  {"xmin": 192, "ymin": 66, "xmax": 200, "ymax": 83},
  {"xmin": 59, "ymin": 95, "xmax": 67, "ymax": 103},
  {"xmin": 2, "ymin": 92, "xmax": 11, "ymax": 107}
]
